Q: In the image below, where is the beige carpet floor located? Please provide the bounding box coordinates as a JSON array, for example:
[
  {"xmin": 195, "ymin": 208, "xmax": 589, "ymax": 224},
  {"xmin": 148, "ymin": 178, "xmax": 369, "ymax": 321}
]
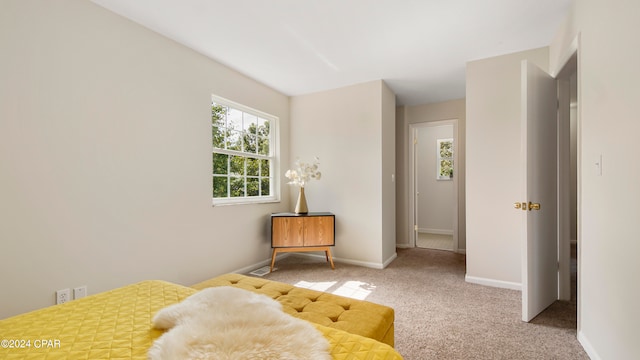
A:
[
  {"xmin": 417, "ymin": 232, "xmax": 454, "ymax": 251},
  {"xmin": 258, "ymin": 247, "xmax": 587, "ymax": 360}
]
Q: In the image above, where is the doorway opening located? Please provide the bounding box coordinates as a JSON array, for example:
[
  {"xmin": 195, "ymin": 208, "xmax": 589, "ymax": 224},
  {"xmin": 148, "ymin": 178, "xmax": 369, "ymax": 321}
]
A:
[{"xmin": 409, "ymin": 120, "xmax": 459, "ymax": 252}]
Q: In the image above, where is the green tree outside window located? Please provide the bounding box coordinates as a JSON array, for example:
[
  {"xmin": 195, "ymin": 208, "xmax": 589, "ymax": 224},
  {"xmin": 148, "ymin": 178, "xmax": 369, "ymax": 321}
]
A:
[{"xmin": 437, "ymin": 138, "xmax": 454, "ymax": 180}]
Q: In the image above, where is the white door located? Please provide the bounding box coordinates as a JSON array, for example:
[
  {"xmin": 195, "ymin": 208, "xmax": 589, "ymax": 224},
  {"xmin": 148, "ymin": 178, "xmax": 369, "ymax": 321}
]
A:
[{"xmin": 521, "ymin": 60, "xmax": 558, "ymax": 322}]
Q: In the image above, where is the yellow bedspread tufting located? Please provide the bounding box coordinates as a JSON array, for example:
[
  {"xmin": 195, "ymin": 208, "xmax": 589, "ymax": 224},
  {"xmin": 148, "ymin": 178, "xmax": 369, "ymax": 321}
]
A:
[
  {"xmin": 0, "ymin": 280, "xmax": 402, "ymax": 360},
  {"xmin": 192, "ymin": 273, "xmax": 396, "ymax": 347}
]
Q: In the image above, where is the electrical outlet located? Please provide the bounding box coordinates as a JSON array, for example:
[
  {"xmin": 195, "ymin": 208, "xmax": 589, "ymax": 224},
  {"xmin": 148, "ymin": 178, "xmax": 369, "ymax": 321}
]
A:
[
  {"xmin": 74, "ymin": 286, "xmax": 87, "ymax": 300},
  {"xmin": 56, "ymin": 289, "xmax": 71, "ymax": 304}
]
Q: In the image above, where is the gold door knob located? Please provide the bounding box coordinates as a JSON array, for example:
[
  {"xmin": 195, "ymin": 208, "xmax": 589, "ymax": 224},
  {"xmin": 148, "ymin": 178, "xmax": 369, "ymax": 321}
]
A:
[
  {"xmin": 514, "ymin": 202, "xmax": 522, "ymax": 209},
  {"xmin": 528, "ymin": 202, "xmax": 541, "ymax": 211}
]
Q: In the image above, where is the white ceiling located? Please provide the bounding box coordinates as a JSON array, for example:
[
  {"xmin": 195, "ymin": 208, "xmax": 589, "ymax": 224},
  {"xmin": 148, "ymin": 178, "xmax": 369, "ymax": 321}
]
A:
[{"xmin": 91, "ymin": 0, "xmax": 571, "ymax": 106}]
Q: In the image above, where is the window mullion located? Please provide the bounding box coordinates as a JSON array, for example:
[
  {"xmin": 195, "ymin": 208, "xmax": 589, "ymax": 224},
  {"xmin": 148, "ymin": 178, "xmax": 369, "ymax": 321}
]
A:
[
  {"xmin": 226, "ymin": 156, "xmax": 231, "ymax": 198},
  {"xmin": 244, "ymin": 156, "xmax": 247, "ymax": 197},
  {"xmin": 214, "ymin": 148, "xmax": 269, "ymax": 160}
]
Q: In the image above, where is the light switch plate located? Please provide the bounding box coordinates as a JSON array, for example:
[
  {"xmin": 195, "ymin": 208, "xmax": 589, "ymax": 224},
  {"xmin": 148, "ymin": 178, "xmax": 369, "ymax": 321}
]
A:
[{"xmin": 595, "ymin": 155, "xmax": 602, "ymax": 176}]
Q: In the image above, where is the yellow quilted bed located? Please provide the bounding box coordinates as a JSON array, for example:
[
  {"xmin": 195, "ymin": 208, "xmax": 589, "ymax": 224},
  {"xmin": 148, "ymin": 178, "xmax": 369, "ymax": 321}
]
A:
[
  {"xmin": 0, "ymin": 280, "xmax": 402, "ymax": 360},
  {"xmin": 192, "ymin": 273, "xmax": 395, "ymax": 347}
]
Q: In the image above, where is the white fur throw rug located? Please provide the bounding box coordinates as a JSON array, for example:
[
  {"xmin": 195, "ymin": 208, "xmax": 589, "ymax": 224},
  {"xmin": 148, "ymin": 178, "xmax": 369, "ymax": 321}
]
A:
[{"xmin": 148, "ymin": 286, "xmax": 331, "ymax": 360}]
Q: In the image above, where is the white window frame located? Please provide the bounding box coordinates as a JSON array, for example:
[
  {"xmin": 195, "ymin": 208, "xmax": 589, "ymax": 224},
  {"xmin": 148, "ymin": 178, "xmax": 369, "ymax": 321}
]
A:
[
  {"xmin": 436, "ymin": 138, "xmax": 453, "ymax": 181},
  {"xmin": 211, "ymin": 95, "xmax": 280, "ymax": 206}
]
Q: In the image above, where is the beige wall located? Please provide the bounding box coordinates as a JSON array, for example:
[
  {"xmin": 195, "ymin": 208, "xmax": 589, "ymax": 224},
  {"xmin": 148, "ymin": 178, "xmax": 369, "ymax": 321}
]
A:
[
  {"xmin": 549, "ymin": 0, "xmax": 640, "ymax": 358},
  {"xmin": 465, "ymin": 47, "xmax": 548, "ymax": 288},
  {"xmin": 381, "ymin": 82, "xmax": 397, "ymax": 263},
  {"xmin": 395, "ymin": 106, "xmax": 408, "ymax": 247},
  {"xmin": 396, "ymin": 99, "xmax": 466, "ymax": 250},
  {"xmin": 289, "ymin": 80, "xmax": 396, "ymax": 267},
  {"xmin": 0, "ymin": 0, "xmax": 290, "ymax": 318}
]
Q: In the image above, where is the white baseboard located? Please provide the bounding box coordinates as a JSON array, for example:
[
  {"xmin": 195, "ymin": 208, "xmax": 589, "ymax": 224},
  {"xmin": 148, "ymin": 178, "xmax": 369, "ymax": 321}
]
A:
[
  {"xmin": 418, "ymin": 228, "xmax": 454, "ymax": 235},
  {"xmin": 237, "ymin": 249, "xmax": 397, "ymax": 274},
  {"xmin": 293, "ymin": 252, "xmax": 394, "ymax": 270},
  {"xmin": 465, "ymin": 275, "xmax": 521, "ymax": 291},
  {"xmin": 578, "ymin": 331, "xmax": 601, "ymax": 360},
  {"xmin": 230, "ymin": 253, "xmax": 290, "ymax": 274},
  {"xmin": 382, "ymin": 252, "xmax": 398, "ymax": 268},
  {"xmin": 332, "ymin": 256, "xmax": 384, "ymax": 269},
  {"xmin": 397, "ymin": 243, "xmax": 466, "ymax": 254}
]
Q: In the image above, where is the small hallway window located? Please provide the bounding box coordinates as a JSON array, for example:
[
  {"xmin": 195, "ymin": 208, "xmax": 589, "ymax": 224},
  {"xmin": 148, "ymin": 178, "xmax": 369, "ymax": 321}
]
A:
[{"xmin": 437, "ymin": 138, "xmax": 453, "ymax": 180}]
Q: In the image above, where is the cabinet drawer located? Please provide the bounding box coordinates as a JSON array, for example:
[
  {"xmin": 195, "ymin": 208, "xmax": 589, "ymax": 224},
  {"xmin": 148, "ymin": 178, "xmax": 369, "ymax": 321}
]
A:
[
  {"xmin": 303, "ymin": 216, "xmax": 335, "ymax": 246},
  {"xmin": 272, "ymin": 217, "xmax": 304, "ymax": 247}
]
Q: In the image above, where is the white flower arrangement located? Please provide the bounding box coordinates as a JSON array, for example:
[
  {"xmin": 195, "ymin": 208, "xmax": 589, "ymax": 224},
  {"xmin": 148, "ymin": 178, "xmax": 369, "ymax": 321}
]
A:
[{"xmin": 285, "ymin": 157, "xmax": 321, "ymax": 188}]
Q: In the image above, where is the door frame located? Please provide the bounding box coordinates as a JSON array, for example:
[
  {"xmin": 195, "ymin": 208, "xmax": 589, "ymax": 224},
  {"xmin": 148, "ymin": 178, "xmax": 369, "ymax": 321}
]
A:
[
  {"xmin": 409, "ymin": 119, "xmax": 459, "ymax": 251},
  {"xmin": 552, "ymin": 34, "xmax": 581, "ymax": 311}
]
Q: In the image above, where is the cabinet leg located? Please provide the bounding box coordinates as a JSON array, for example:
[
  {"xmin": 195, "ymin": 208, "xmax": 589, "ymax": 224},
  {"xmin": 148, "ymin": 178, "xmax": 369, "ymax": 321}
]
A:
[
  {"xmin": 325, "ymin": 248, "xmax": 335, "ymax": 270},
  {"xmin": 270, "ymin": 249, "xmax": 278, "ymax": 272}
]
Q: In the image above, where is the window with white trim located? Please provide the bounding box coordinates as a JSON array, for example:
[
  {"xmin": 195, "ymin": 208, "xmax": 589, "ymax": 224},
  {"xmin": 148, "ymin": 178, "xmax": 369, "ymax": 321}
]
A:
[
  {"xmin": 211, "ymin": 95, "xmax": 278, "ymax": 205},
  {"xmin": 437, "ymin": 138, "xmax": 453, "ymax": 180}
]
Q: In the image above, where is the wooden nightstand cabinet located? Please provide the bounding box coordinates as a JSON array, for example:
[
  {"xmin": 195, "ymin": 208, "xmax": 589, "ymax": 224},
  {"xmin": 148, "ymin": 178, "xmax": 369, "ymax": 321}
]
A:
[{"xmin": 270, "ymin": 212, "xmax": 335, "ymax": 272}]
